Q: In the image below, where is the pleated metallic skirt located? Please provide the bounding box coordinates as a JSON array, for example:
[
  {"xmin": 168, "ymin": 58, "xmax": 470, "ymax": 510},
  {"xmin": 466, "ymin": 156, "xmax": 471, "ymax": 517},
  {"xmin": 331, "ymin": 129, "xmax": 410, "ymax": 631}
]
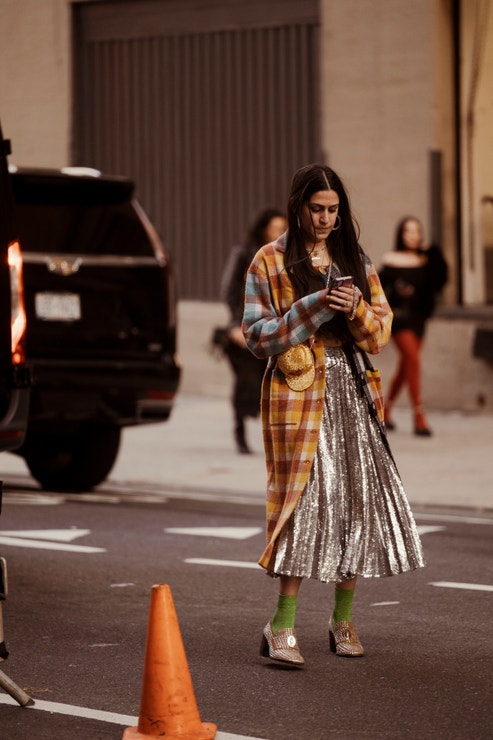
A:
[{"xmin": 271, "ymin": 347, "xmax": 425, "ymax": 583}]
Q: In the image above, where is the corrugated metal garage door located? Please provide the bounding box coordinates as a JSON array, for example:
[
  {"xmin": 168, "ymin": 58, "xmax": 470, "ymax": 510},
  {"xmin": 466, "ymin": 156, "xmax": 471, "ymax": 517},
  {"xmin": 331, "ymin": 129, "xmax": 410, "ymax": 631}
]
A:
[{"xmin": 73, "ymin": 0, "xmax": 320, "ymax": 300}]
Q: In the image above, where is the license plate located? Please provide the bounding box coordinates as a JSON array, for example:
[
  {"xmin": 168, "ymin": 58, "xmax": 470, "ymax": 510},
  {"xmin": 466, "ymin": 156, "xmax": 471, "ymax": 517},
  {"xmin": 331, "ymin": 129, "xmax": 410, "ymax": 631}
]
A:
[{"xmin": 35, "ymin": 292, "xmax": 81, "ymax": 321}]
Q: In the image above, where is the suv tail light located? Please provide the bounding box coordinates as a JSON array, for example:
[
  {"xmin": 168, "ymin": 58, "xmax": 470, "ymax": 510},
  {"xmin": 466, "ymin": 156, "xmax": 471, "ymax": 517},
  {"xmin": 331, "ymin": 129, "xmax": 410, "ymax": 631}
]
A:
[{"xmin": 8, "ymin": 239, "xmax": 26, "ymax": 364}]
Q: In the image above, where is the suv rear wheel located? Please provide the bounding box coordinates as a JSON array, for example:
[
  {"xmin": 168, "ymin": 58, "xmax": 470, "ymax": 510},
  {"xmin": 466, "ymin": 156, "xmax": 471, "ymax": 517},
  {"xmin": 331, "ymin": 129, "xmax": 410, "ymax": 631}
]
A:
[{"xmin": 21, "ymin": 425, "xmax": 121, "ymax": 491}]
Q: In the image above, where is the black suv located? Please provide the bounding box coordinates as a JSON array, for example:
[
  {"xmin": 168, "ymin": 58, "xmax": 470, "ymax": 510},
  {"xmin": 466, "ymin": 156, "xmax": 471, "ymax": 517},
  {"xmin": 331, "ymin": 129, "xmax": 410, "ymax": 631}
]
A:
[
  {"xmin": 0, "ymin": 125, "xmax": 30, "ymax": 455},
  {"xmin": 10, "ymin": 167, "xmax": 181, "ymax": 491}
]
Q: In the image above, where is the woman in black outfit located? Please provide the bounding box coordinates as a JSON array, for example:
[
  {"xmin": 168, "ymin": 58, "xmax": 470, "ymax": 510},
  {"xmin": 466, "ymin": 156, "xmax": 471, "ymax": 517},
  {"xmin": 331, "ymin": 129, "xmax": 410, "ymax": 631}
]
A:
[
  {"xmin": 221, "ymin": 207, "xmax": 287, "ymax": 453},
  {"xmin": 379, "ymin": 216, "xmax": 448, "ymax": 436}
]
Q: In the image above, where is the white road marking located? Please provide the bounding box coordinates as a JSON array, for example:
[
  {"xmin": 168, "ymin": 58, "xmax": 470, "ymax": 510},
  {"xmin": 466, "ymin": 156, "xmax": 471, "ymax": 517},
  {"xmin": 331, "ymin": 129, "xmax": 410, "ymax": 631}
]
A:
[
  {"xmin": 0, "ymin": 694, "xmax": 136, "ymax": 724},
  {"xmin": 90, "ymin": 643, "xmax": 118, "ymax": 648},
  {"xmin": 0, "ymin": 529, "xmax": 105, "ymax": 553},
  {"xmin": 429, "ymin": 581, "xmax": 493, "ymax": 592},
  {"xmin": 166, "ymin": 526, "xmax": 262, "ymax": 539},
  {"xmin": 2, "ymin": 492, "xmax": 63, "ymax": 505},
  {"xmin": 416, "ymin": 525, "xmax": 445, "ymax": 535},
  {"xmin": 415, "ymin": 512, "xmax": 493, "ymax": 525},
  {"xmin": 0, "ymin": 695, "xmax": 264, "ymax": 738},
  {"xmin": 371, "ymin": 601, "xmax": 400, "ymax": 606},
  {"xmin": 110, "ymin": 582, "xmax": 135, "ymax": 588},
  {"xmin": 185, "ymin": 558, "xmax": 259, "ymax": 569},
  {"xmin": 0, "ymin": 536, "xmax": 105, "ymax": 553},
  {"xmin": 62, "ymin": 493, "xmax": 120, "ymax": 505},
  {"xmin": 0, "ymin": 529, "xmax": 91, "ymax": 542}
]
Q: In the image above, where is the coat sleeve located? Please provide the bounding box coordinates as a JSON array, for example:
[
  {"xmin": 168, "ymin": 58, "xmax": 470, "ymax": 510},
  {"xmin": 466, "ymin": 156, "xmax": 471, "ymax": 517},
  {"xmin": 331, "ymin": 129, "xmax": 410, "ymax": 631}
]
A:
[
  {"xmin": 220, "ymin": 245, "xmax": 248, "ymax": 327},
  {"xmin": 426, "ymin": 245, "xmax": 448, "ymax": 293},
  {"xmin": 242, "ymin": 248, "xmax": 335, "ymax": 358},
  {"xmin": 419, "ymin": 245, "xmax": 448, "ymax": 320},
  {"xmin": 347, "ymin": 263, "xmax": 393, "ymax": 355}
]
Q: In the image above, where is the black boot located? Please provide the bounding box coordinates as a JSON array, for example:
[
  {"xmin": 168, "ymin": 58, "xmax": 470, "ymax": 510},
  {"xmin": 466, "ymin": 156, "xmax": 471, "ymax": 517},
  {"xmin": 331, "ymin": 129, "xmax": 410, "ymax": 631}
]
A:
[{"xmin": 234, "ymin": 418, "xmax": 251, "ymax": 454}]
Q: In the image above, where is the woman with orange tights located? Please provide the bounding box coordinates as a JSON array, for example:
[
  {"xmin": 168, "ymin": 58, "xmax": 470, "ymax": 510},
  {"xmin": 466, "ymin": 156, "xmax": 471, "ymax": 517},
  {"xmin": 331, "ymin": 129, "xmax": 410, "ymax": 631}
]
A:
[{"xmin": 379, "ymin": 216, "xmax": 447, "ymax": 436}]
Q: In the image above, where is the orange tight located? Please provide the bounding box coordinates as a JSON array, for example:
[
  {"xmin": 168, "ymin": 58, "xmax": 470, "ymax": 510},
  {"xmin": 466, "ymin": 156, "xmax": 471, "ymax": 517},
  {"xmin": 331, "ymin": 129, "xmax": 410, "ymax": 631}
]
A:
[{"xmin": 387, "ymin": 330, "xmax": 427, "ymax": 427}]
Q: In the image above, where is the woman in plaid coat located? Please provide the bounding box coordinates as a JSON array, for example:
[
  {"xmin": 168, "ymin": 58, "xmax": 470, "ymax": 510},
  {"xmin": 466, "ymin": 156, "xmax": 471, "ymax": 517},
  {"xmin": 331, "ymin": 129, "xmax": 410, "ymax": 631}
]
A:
[{"xmin": 242, "ymin": 164, "xmax": 425, "ymax": 665}]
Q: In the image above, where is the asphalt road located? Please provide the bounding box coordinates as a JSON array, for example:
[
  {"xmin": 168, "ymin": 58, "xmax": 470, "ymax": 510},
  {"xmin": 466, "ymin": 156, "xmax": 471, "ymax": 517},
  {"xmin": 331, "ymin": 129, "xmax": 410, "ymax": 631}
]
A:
[{"xmin": 0, "ymin": 483, "xmax": 492, "ymax": 740}]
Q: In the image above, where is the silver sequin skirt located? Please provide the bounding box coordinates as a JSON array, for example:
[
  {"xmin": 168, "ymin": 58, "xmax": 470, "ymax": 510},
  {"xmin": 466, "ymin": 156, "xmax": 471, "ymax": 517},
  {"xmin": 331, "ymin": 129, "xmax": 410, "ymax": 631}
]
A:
[{"xmin": 271, "ymin": 347, "xmax": 425, "ymax": 583}]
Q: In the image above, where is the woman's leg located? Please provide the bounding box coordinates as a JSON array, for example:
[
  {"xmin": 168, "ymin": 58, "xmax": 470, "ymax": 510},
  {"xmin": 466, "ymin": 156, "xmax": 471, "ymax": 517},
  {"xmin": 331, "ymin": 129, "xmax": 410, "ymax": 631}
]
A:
[
  {"xmin": 227, "ymin": 345, "xmax": 253, "ymax": 454},
  {"xmin": 387, "ymin": 348, "xmax": 407, "ymax": 404},
  {"xmin": 271, "ymin": 575, "xmax": 303, "ymax": 632},
  {"xmin": 392, "ymin": 330, "xmax": 422, "ymax": 407},
  {"xmin": 385, "ymin": 339, "xmax": 407, "ymax": 426},
  {"xmin": 261, "ymin": 575, "xmax": 305, "ymax": 665},
  {"xmin": 332, "ymin": 576, "xmax": 357, "ymax": 624},
  {"xmin": 279, "ymin": 575, "xmax": 303, "ymax": 596},
  {"xmin": 234, "ymin": 412, "xmax": 250, "ymax": 454},
  {"xmin": 390, "ymin": 330, "xmax": 430, "ymax": 433},
  {"xmin": 392, "ymin": 330, "xmax": 430, "ymax": 432},
  {"xmin": 330, "ymin": 577, "xmax": 364, "ymax": 656}
]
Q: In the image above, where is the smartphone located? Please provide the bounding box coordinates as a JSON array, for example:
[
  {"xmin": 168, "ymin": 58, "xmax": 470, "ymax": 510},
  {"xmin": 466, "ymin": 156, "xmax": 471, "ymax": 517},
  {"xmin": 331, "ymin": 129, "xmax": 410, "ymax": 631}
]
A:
[{"xmin": 329, "ymin": 275, "xmax": 353, "ymax": 291}]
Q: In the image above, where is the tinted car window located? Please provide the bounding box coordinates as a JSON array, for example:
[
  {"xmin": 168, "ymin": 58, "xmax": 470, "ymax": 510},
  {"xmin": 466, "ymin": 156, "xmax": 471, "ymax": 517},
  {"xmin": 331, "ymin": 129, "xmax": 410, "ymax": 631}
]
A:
[
  {"xmin": 11, "ymin": 174, "xmax": 154, "ymax": 257},
  {"xmin": 13, "ymin": 201, "xmax": 154, "ymax": 257}
]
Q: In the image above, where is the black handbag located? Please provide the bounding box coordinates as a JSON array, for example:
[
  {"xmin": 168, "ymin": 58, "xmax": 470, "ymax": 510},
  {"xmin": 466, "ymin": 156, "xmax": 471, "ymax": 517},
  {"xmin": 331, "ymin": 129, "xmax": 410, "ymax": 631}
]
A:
[
  {"xmin": 210, "ymin": 326, "xmax": 237, "ymax": 360},
  {"xmin": 211, "ymin": 326, "xmax": 229, "ymax": 351}
]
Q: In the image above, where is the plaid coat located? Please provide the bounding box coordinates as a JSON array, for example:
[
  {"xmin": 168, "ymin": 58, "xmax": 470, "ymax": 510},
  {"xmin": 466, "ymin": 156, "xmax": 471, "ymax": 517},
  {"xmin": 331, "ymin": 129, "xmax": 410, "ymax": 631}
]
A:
[{"xmin": 242, "ymin": 234, "xmax": 393, "ymax": 570}]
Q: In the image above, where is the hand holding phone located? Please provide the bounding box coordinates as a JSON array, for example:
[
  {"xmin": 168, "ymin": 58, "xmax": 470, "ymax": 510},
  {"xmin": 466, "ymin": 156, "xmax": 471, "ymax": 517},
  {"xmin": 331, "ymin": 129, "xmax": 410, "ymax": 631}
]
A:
[
  {"xmin": 327, "ymin": 275, "xmax": 354, "ymax": 315},
  {"xmin": 328, "ymin": 275, "xmax": 354, "ymax": 292}
]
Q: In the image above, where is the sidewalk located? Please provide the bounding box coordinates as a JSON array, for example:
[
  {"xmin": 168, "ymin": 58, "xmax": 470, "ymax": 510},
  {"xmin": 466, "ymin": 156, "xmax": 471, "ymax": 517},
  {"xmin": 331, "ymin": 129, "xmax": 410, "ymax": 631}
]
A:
[{"xmin": 1, "ymin": 395, "xmax": 490, "ymax": 511}]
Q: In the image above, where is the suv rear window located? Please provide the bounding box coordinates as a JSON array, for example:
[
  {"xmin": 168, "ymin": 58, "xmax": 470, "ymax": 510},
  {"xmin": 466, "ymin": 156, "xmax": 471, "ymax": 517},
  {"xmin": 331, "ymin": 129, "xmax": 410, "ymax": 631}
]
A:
[{"xmin": 12, "ymin": 174, "xmax": 154, "ymax": 257}]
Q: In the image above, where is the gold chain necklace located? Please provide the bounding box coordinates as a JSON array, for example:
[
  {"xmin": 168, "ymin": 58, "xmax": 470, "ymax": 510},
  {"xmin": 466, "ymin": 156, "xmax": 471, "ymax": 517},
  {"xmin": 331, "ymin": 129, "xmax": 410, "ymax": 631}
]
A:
[{"xmin": 310, "ymin": 246, "xmax": 327, "ymax": 267}]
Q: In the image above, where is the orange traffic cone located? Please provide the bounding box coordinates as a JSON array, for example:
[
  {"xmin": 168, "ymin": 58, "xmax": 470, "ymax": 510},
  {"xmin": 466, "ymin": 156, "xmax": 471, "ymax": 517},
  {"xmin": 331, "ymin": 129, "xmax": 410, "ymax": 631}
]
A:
[{"xmin": 123, "ymin": 584, "xmax": 216, "ymax": 740}]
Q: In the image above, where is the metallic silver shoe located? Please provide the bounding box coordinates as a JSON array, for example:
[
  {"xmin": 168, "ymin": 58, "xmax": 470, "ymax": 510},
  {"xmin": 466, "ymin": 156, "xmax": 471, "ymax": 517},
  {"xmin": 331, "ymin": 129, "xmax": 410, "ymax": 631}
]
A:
[
  {"xmin": 329, "ymin": 619, "xmax": 365, "ymax": 657},
  {"xmin": 260, "ymin": 621, "xmax": 305, "ymax": 666}
]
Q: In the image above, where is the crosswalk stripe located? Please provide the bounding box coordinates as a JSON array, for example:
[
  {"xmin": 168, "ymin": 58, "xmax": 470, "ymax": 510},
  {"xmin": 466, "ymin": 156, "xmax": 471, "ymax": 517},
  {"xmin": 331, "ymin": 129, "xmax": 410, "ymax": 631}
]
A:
[
  {"xmin": 185, "ymin": 558, "xmax": 259, "ymax": 569},
  {"xmin": 166, "ymin": 527, "xmax": 262, "ymax": 539},
  {"xmin": 429, "ymin": 581, "xmax": 493, "ymax": 592},
  {"xmin": 0, "ymin": 536, "xmax": 105, "ymax": 553}
]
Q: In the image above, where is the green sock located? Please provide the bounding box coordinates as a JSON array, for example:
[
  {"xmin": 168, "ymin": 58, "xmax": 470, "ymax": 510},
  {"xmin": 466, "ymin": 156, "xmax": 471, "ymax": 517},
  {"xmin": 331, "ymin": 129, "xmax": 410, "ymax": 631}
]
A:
[
  {"xmin": 332, "ymin": 586, "xmax": 355, "ymax": 625},
  {"xmin": 271, "ymin": 594, "xmax": 298, "ymax": 633}
]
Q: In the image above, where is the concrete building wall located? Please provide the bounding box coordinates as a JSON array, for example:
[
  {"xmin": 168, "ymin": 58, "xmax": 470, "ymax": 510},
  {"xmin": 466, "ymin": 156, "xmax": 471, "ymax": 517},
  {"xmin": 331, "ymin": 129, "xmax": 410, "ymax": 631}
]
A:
[
  {"xmin": 432, "ymin": 0, "xmax": 458, "ymax": 308},
  {"xmin": 320, "ymin": 0, "xmax": 437, "ymax": 265},
  {"xmin": 460, "ymin": 0, "xmax": 493, "ymax": 305},
  {"xmin": 0, "ymin": 0, "xmax": 71, "ymax": 166}
]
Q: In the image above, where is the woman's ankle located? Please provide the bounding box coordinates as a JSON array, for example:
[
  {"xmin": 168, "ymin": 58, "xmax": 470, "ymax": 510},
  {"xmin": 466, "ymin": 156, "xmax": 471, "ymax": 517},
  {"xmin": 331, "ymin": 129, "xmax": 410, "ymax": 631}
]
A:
[
  {"xmin": 413, "ymin": 405, "xmax": 428, "ymax": 429},
  {"xmin": 414, "ymin": 405, "xmax": 432, "ymax": 435}
]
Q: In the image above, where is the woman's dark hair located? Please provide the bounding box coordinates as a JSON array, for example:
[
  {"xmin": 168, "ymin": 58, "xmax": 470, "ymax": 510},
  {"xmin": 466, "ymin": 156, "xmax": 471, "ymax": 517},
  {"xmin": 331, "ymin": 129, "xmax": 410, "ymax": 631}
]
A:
[
  {"xmin": 394, "ymin": 216, "xmax": 423, "ymax": 251},
  {"xmin": 245, "ymin": 207, "xmax": 286, "ymax": 252},
  {"xmin": 285, "ymin": 164, "xmax": 370, "ymax": 304}
]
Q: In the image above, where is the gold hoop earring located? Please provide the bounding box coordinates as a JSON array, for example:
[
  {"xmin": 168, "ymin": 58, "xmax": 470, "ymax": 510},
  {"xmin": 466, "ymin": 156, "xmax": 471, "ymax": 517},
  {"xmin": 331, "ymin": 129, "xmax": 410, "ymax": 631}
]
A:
[{"xmin": 331, "ymin": 214, "xmax": 341, "ymax": 231}]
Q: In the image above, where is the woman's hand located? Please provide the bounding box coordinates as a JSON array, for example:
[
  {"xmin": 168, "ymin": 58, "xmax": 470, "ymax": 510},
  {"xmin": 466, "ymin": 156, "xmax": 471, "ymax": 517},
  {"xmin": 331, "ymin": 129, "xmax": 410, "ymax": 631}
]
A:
[
  {"xmin": 395, "ymin": 278, "xmax": 415, "ymax": 297},
  {"xmin": 327, "ymin": 285, "xmax": 355, "ymax": 314},
  {"xmin": 228, "ymin": 325, "xmax": 248, "ymax": 348}
]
